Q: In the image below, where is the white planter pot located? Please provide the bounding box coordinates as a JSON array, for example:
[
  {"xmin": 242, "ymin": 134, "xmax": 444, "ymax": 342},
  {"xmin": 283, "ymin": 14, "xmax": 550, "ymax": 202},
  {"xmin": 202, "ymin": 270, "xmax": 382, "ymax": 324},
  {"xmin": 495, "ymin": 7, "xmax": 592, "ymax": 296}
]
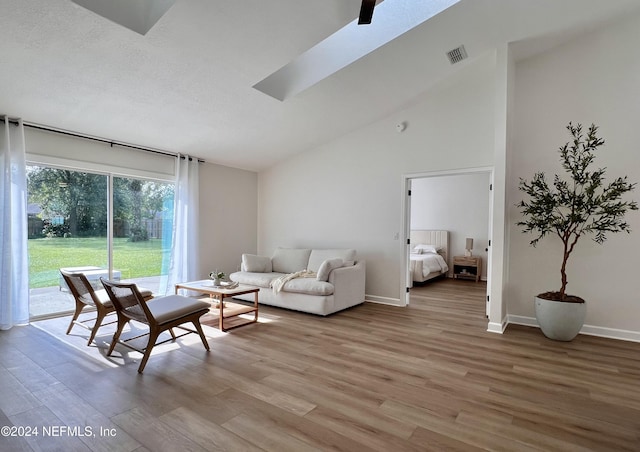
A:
[{"xmin": 534, "ymin": 295, "xmax": 586, "ymax": 341}]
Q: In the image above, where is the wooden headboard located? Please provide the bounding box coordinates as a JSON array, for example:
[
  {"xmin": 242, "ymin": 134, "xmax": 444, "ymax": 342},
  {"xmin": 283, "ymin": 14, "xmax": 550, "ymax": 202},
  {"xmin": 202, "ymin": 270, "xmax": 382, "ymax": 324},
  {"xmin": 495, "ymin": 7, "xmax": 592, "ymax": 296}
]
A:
[{"xmin": 410, "ymin": 230, "xmax": 449, "ymax": 263}]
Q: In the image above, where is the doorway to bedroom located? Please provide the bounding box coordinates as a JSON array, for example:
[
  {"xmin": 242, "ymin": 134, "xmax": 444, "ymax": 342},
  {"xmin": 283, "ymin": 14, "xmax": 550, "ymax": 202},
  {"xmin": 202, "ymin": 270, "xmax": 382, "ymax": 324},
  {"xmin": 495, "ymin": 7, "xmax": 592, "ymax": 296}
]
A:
[{"xmin": 402, "ymin": 168, "xmax": 492, "ymax": 315}]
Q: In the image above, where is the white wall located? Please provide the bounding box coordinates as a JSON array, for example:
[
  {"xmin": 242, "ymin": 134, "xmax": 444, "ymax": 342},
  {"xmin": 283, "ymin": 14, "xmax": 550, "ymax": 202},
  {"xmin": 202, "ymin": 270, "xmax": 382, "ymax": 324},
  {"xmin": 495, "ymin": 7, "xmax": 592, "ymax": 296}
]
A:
[
  {"xmin": 25, "ymin": 128, "xmax": 259, "ymax": 285},
  {"xmin": 25, "ymin": 127, "xmax": 175, "ymax": 180},
  {"xmin": 258, "ymin": 53, "xmax": 496, "ymax": 304},
  {"xmin": 410, "ymin": 173, "xmax": 490, "ymax": 279},
  {"xmin": 507, "ymin": 12, "xmax": 640, "ymax": 335},
  {"xmin": 198, "ymin": 162, "xmax": 258, "ymax": 280},
  {"xmin": 489, "ymin": 44, "xmax": 514, "ymax": 331}
]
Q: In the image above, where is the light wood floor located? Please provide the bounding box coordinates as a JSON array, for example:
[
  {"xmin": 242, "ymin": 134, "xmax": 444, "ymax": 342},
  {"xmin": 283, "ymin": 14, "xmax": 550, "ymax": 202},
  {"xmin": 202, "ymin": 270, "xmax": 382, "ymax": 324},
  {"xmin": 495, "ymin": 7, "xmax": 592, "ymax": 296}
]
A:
[{"xmin": 1, "ymin": 278, "xmax": 639, "ymax": 451}]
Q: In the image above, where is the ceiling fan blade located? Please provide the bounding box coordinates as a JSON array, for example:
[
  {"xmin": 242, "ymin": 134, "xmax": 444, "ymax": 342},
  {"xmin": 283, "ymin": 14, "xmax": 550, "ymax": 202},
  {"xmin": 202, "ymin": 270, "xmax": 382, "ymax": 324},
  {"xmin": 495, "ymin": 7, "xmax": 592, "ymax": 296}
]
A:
[{"xmin": 358, "ymin": 0, "xmax": 376, "ymax": 25}]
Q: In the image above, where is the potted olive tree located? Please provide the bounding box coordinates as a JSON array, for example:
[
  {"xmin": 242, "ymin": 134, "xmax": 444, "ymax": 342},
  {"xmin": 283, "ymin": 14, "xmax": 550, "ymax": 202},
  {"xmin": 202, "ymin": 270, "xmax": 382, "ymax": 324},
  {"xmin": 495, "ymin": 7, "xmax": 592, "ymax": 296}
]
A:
[{"xmin": 517, "ymin": 123, "xmax": 638, "ymax": 341}]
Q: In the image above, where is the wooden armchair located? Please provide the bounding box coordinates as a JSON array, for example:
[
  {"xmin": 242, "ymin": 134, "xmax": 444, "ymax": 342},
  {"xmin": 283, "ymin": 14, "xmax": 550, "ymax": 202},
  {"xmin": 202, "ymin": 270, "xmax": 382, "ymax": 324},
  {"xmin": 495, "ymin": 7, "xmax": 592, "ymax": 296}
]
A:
[
  {"xmin": 100, "ymin": 278, "xmax": 211, "ymax": 373},
  {"xmin": 61, "ymin": 269, "xmax": 153, "ymax": 346}
]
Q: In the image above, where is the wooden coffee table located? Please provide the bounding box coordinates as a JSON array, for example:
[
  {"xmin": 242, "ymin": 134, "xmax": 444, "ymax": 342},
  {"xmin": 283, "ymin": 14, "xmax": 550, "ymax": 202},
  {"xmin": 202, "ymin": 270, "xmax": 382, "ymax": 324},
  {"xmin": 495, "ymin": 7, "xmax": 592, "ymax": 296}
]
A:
[{"xmin": 174, "ymin": 281, "xmax": 259, "ymax": 332}]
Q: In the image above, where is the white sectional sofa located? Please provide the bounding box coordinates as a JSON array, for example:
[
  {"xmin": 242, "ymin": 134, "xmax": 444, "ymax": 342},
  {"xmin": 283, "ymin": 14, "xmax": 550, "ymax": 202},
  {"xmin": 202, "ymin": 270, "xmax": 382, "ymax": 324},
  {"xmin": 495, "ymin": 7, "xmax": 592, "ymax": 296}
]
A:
[{"xmin": 229, "ymin": 248, "xmax": 365, "ymax": 316}]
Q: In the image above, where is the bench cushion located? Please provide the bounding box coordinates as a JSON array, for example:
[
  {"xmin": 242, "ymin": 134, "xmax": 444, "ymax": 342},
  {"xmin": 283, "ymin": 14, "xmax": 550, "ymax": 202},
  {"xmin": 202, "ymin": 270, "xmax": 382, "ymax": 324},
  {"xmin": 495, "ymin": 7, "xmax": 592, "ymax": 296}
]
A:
[{"xmin": 147, "ymin": 295, "xmax": 210, "ymax": 324}]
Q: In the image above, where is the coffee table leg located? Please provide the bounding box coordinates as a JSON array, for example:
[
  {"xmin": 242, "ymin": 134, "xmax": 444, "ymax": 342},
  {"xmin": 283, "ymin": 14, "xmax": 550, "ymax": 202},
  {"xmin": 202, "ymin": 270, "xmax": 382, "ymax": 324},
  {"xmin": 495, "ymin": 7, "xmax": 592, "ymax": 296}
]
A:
[
  {"xmin": 219, "ymin": 294, "xmax": 225, "ymax": 332},
  {"xmin": 254, "ymin": 291, "xmax": 259, "ymax": 323}
]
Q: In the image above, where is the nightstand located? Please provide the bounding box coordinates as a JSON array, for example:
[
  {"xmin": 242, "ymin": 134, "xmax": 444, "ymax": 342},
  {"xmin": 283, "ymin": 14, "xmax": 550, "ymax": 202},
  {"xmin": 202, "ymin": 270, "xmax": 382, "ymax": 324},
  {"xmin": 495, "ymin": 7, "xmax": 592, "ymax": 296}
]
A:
[{"xmin": 453, "ymin": 256, "xmax": 482, "ymax": 282}]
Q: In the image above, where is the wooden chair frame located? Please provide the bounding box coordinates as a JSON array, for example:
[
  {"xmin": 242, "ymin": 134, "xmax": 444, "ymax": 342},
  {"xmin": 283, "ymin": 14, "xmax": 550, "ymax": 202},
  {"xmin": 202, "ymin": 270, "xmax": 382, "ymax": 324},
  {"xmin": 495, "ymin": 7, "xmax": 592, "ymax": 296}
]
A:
[
  {"xmin": 60, "ymin": 269, "xmax": 117, "ymax": 345},
  {"xmin": 100, "ymin": 278, "xmax": 210, "ymax": 373}
]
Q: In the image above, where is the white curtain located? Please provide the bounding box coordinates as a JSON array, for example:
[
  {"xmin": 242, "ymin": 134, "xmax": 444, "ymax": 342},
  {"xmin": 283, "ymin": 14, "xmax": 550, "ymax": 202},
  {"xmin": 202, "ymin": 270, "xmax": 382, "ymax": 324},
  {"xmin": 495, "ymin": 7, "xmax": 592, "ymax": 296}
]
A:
[
  {"xmin": 0, "ymin": 117, "xmax": 29, "ymax": 329},
  {"xmin": 160, "ymin": 155, "xmax": 199, "ymax": 294}
]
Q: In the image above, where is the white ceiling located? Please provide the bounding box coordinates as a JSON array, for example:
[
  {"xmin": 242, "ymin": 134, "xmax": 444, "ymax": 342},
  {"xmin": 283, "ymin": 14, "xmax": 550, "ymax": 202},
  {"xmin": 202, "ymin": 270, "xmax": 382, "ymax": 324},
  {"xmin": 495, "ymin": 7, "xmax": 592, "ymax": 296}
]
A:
[{"xmin": 2, "ymin": 0, "xmax": 640, "ymax": 171}]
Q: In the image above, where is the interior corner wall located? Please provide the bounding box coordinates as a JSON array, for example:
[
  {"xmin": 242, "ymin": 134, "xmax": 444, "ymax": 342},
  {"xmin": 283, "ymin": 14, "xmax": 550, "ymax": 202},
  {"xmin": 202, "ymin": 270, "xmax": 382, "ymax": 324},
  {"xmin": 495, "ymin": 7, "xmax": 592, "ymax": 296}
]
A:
[
  {"xmin": 258, "ymin": 53, "xmax": 497, "ymax": 304},
  {"xmin": 198, "ymin": 162, "xmax": 258, "ymax": 280},
  {"xmin": 507, "ymin": 11, "xmax": 640, "ymax": 335},
  {"xmin": 410, "ymin": 174, "xmax": 490, "ymax": 279}
]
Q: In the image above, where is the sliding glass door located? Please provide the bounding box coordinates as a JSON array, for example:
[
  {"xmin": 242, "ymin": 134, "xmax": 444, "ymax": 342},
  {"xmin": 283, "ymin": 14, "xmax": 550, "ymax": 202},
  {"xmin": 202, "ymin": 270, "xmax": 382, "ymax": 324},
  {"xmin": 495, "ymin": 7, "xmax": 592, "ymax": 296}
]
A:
[
  {"xmin": 27, "ymin": 165, "xmax": 108, "ymax": 317},
  {"xmin": 112, "ymin": 176, "xmax": 174, "ymax": 295},
  {"xmin": 27, "ymin": 164, "xmax": 174, "ymax": 318}
]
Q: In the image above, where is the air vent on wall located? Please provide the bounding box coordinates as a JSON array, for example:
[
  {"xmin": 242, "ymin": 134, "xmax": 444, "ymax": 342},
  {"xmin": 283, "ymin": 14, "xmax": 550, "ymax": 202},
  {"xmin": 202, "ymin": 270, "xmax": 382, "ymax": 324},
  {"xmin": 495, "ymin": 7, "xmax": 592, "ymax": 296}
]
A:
[{"xmin": 446, "ymin": 45, "xmax": 468, "ymax": 64}]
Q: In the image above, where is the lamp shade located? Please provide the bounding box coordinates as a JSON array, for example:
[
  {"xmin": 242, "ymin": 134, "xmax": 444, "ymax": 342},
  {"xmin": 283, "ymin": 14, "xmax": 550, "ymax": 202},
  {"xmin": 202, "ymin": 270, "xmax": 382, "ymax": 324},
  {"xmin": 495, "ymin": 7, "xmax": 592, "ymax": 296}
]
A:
[{"xmin": 465, "ymin": 238, "xmax": 473, "ymax": 250}]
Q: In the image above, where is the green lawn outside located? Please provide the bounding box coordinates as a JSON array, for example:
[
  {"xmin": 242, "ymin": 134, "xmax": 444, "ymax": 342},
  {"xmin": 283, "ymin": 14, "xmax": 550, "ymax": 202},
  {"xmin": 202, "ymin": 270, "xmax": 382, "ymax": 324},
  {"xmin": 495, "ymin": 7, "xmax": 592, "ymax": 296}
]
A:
[{"xmin": 28, "ymin": 237, "xmax": 169, "ymax": 288}]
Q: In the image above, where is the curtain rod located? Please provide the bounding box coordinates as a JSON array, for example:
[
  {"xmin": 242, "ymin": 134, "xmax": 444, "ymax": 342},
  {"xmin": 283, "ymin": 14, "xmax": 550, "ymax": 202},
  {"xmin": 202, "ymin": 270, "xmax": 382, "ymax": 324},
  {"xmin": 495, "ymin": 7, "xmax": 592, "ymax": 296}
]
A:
[
  {"xmin": 1, "ymin": 117, "xmax": 205, "ymax": 162},
  {"xmin": 25, "ymin": 122, "xmax": 180, "ymax": 159}
]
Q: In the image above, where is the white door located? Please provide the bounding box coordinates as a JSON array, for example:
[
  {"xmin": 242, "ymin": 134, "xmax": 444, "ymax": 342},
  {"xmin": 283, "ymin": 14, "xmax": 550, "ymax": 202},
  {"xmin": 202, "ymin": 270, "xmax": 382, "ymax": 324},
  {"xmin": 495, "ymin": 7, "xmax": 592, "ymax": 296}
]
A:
[
  {"xmin": 404, "ymin": 178, "xmax": 413, "ymax": 305},
  {"xmin": 485, "ymin": 172, "xmax": 494, "ymax": 317}
]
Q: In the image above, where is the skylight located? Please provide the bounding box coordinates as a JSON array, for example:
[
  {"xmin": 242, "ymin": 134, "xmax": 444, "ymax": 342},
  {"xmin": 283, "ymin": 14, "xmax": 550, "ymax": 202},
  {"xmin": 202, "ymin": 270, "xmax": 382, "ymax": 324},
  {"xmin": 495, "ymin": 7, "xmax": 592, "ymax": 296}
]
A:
[
  {"xmin": 72, "ymin": 0, "xmax": 176, "ymax": 35},
  {"xmin": 253, "ymin": 0, "xmax": 460, "ymax": 101}
]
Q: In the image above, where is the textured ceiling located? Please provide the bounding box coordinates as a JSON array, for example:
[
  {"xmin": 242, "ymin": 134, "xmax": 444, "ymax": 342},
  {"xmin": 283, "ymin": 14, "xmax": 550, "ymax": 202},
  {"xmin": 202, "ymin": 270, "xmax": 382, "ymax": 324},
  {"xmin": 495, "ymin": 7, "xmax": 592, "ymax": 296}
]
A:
[{"xmin": 2, "ymin": 0, "xmax": 640, "ymax": 171}]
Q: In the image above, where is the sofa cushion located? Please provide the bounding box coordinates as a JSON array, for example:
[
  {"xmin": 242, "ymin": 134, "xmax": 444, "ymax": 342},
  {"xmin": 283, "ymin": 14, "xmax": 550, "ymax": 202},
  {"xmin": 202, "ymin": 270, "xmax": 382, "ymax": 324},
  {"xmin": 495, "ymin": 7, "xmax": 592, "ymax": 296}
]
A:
[
  {"xmin": 271, "ymin": 248, "xmax": 311, "ymax": 274},
  {"xmin": 230, "ymin": 271, "xmax": 282, "ymax": 288},
  {"xmin": 282, "ymin": 278, "xmax": 334, "ymax": 296},
  {"xmin": 242, "ymin": 254, "xmax": 272, "ymax": 273},
  {"xmin": 316, "ymin": 258, "xmax": 344, "ymax": 282},
  {"xmin": 307, "ymin": 249, "xmax": 357, "ymax": 272}
]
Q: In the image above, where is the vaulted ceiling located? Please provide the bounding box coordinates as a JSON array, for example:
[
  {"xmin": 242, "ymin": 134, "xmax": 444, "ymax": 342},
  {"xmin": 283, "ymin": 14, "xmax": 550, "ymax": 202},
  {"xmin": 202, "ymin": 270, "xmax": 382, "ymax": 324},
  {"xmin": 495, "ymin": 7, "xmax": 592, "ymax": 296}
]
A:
[{"xmin": 2, "ymin": 0, "xmax": 639, "ymax": 171}]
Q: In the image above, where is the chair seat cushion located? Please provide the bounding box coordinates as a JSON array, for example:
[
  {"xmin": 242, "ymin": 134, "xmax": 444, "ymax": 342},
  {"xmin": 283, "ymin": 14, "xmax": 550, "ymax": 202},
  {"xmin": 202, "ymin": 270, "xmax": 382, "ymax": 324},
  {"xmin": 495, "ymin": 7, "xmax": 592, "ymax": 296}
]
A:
[
  {"xmin": 147, "ymin": 295, "xmax": 210, "ymax": 324},
  {"xmin": 137, "ymin": 286, "xmax": 154, "ymax": 300},
  {"xmin": 81, "ymin": 289, "xmax": 113, "ymax": 308},
  {"xmin": 82, "ymin": 287, "xmax": 153, "ymax": 308}
]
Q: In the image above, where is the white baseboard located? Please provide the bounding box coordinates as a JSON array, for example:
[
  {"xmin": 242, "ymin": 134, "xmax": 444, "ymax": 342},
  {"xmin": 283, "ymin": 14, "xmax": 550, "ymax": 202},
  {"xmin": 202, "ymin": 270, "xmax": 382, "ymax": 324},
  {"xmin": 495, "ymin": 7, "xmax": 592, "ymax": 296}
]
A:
[
  {"xmin": 507, "ymin": 315, "xmax": 538, "ymax": 327},
  {"xmin": 364, "ymin": 299, "xmax": 640, "ymax": 342},
  {"xmin": 487, "ymin": 318, "xmax": 507, "ymax": 334},
  {"xmin": 507, "ymin": 315, "xmax": 640, "ymax": 343},
  {"xmin": 365, "ymin": 295, "xmax": 402, "ymax": 306}
]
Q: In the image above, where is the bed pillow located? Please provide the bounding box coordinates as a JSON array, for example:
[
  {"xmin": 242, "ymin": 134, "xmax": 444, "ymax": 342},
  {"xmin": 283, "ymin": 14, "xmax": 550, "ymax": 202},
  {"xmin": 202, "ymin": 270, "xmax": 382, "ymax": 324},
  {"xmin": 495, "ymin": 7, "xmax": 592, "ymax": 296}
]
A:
[
  {"xmin": 316, "ymin": 258, "xmax": 343, "ymax": 282},
  {"xmin": 414, "ymin": 244, "xmax": 440, "ymax": 254},
  {"xmin": 242, "ymin": 254, "xmax": 272, "ymax": 273}
]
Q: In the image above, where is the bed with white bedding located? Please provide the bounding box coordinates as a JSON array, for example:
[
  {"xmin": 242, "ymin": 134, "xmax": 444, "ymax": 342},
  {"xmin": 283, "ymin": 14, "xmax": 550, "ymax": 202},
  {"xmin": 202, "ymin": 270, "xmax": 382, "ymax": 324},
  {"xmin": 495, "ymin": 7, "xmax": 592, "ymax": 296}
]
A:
[{"xmin": 409, "ymin": 230, "xmax": 449, "ymax": 285}]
